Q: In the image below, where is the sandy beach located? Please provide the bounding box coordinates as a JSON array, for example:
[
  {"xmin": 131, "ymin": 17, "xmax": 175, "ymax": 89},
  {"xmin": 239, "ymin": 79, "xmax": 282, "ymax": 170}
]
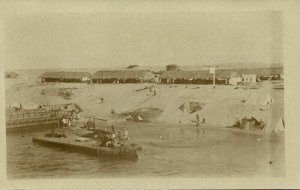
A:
[{"xmin": 5, "ymin": 70, "xmax": 284, "ymax": 133}]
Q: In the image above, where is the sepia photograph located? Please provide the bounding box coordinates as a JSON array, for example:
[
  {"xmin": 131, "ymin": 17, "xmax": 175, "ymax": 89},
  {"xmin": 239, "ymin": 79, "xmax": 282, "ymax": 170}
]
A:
[{"xmin": 1, "ymin": 0, "xmax": 300, "ymax": 189}]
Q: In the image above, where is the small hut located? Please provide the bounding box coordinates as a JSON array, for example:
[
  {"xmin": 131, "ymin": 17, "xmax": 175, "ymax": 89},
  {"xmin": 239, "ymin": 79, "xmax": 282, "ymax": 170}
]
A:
[
  {"xmin": 5, "ymin": 72, "xmax": 18, "ymax": 78},
  {"xmin": 40, "ymin": 71, "xmax": 91, "ymax": 83},
  {"xmin": 91, "ymin": 70, "xmax": 155, "ymax": 84},
  {"xmin": 216, "ymin": 70, "xmax": 243, "ymax": 85},
  {"xmin": 227, "ymin": 72, "xmax": 243, "ymax": 85}
]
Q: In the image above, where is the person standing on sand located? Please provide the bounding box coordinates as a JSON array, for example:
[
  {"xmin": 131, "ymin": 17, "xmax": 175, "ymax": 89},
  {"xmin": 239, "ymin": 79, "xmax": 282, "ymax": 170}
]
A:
[
  {"xmin": 124, "ymin": 127, "xmax": 129, "ymax": 140},
  {"xmin": 196, "ymin": 113, "xmax": 200, "ymax": 126},
  {"xmin": 83, "ymin": 119, "xmax": 88, "ymax": 128}
]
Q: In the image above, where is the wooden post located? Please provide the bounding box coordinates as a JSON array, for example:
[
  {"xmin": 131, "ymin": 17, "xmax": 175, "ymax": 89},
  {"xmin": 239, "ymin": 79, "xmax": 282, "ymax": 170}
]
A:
[
  {"xmin": 209, "ymin": 66, "xmax": 216, "ymax": 88},
  {"xmin": 93, "ymin": 117, "xmax": 96, "ymax": 130},
  {"xmin": 213, "ymin": 71, "xmax": 215, "ymax": 88}
]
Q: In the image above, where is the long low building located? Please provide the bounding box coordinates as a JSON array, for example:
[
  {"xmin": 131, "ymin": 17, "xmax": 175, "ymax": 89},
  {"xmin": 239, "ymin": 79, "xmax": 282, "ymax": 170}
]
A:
[
  {"xmin": 91, "ymin": 70, "xmax": 155, "ymax": 83},
  {"xmin": 159, "ymin": 67, "xmax": 283, "ymax": 85},
  {"xmin": 38, "ymin": 67, "xmax": 283, "ymax": 85},
  {"xmin": 160, "ymin": 70, "xmax": 240, "ymax": 84},
  {"xmin": 238, "ymin": 67, "xmax": 283, "ymax": 80},
  {"xmin": 40, "ymin": 71, "xmax": 91, "ymax": 83},
  {"xmin": 160, "ymin": 70, "xmax": 212, "ymax": 84}
]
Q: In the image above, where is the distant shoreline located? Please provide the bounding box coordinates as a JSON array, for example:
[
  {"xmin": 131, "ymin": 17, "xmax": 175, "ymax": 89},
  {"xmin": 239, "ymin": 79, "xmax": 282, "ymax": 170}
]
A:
[{"xmin": 5, "ymin": 63, "xmax": 283, "ymax": 72}]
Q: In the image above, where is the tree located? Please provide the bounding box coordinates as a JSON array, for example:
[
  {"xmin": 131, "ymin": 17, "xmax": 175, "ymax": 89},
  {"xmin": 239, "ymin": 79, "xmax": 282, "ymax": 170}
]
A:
[
  {"xmin": 126, "ymin": 65, "xmax": 139, "ymax": 69},
  {"xmin": 166, "ymin": 64, "xmax": 179, "ymax": 71}
]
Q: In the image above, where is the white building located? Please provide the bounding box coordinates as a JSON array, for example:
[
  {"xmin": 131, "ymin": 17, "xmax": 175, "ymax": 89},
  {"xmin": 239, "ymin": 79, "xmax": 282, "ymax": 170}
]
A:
[{"xmin": 228, "ymin": 72, "xmax": 243, "ymax": 85}]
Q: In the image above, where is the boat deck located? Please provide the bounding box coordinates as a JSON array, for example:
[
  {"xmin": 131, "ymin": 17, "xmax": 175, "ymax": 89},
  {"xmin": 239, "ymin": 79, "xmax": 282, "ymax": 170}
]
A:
[{"xmin": 32, "ymin": 132, "xmax": 138, "ymax": 160}]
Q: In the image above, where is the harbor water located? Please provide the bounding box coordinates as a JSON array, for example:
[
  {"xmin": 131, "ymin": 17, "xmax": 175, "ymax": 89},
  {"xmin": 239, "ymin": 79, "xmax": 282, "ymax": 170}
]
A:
[{"xmin": 6, "ymin": 122, "xmax": 285, "ymax": 178}]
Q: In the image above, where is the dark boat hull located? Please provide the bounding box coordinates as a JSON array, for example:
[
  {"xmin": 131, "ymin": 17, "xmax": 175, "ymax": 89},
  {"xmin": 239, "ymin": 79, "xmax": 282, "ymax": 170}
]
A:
[{"xmin": 32, "ymin": 136, "xmax": 138, "ymax": 160}]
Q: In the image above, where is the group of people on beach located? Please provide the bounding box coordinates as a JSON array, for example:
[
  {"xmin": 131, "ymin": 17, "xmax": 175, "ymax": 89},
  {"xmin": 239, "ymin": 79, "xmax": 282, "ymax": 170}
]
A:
[
  {"xmin": 83, "ymin": 119, "xmax": 96, "ymax": 130},
  {"xmin": 195, "ymin": 113, "xmax": 205, "ymax": 126}
]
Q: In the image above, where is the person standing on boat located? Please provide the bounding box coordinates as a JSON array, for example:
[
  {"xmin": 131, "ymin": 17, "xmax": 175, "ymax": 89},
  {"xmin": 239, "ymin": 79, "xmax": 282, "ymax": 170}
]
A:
[
  {"xmin": 124, "ymin": 127, "xmax": 129, "ymax": 140},
  {"xmin": 83, "ymin": 118, "xmax": 88, "ymax": 128},
  {"xmin": 111, "ymin": 126, "xmax": 115, "ymax": 133},
  {"xmin": 111, "ymin": 131, "xmax": 117, "ymax": 139},
  {"xmin": 117, "ymin": 130, "xmax": 122, "ymax": 140},
  {"xmin": 68, "ymin": 119, "xmax": 72, "ymax": 127}
]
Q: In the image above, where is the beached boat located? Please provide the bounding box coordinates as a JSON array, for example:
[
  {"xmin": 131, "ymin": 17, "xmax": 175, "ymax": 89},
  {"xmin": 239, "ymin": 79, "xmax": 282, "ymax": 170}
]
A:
[{"xmin": 32, "ymin": 129, "xmax": 140, "ymax": 160}]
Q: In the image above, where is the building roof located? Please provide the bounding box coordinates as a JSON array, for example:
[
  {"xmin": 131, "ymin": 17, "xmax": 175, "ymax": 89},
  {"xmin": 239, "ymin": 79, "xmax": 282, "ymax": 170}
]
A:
[
  {"xmin": 216, "ymin": 70, "xmax": 241, "ymax": 79},
  {"xmin": 159, "ymin": 67, "xmax": 283, "ymax": 80},
  {"xmin": 160, "ymin": 70, "xmax": 212, "ymax": 79},
  {"xmin": 92, "ymin": 70, "xmax": 154, "ymax": 80},
  {"xmin": 160, "ymin": 70, "xmax": 241, "ymax": 80},
  {"xmin": 238, "ymin": 67, "xmax": 283, "ymax": 76},
  {"xmin": 40, "ymin": 71, "xmax": 91, "ymax": 79}
]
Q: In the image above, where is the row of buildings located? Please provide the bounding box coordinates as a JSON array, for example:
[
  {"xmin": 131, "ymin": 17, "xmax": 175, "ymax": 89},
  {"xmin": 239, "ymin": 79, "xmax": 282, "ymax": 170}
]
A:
[{"xmin": 39, "ymin": 67, "xmax": 283, "ymax": 85}]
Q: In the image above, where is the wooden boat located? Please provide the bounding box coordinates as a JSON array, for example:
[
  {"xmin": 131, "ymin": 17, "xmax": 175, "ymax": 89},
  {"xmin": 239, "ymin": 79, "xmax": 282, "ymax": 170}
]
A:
[{"xmin": 32, "ymin": 129, "xmax": 139, "ymax": 160}]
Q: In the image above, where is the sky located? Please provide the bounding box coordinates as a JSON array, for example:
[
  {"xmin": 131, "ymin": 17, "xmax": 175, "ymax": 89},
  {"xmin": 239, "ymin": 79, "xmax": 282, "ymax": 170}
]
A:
[{"xmin": 3, "ymin": 11, "xmax": 282, "ymax": 70}]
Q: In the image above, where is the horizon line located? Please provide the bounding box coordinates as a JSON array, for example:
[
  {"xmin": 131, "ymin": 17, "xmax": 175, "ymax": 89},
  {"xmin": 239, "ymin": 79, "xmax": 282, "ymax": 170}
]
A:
[{"xmin": 5, "ymin": 62, "xmax": 283, "ymax": 71}]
